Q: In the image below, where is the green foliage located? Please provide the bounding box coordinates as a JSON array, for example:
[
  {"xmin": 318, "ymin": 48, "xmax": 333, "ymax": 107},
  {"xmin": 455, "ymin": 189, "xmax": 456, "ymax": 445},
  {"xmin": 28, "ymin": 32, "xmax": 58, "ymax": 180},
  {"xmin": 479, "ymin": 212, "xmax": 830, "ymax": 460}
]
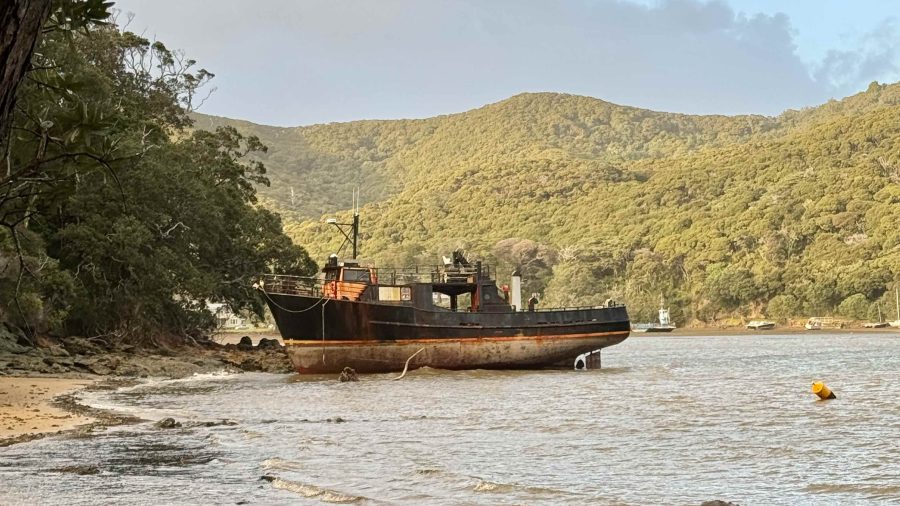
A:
[
  {"xmin": 766, "ymin": 295, "xmax": 800, "ymax": 322},
  {"xmin": 1, "ymin": 17, "xmax": 312, "ymax": 342},
  {"xmin": 196, "ymin": 80, "xmax": 900, "ymax": 325},
  {"xmin": 702, "ymin": 264, "xmax": 760, "ymax": 313},
  {"xmin": 490, "ymin": 238, "xmax": 557, "ymax": 297},
  {"xmin": 837, "ymin": 294, "xmax": 870, "ymax": 320},
  {"xmin": 48, "ymin": 0, "xmax": 113, "ymax": 32}
]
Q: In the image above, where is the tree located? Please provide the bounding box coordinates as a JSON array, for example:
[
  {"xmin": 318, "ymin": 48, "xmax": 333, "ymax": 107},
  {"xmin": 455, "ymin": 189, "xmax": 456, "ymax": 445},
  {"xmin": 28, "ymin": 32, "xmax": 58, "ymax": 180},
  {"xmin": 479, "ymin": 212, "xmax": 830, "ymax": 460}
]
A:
[
  {"xmin": 837, "ymin": 294, "xmax": 869, "ymax": 320},
  {"xmin": 702, "ymin": 264, "xmax": 759, "ymax": 314},
  {"xmin": 766, "ymin": 294, "xmax": 799, "ymax": 321},
  {"xmin": 543, "ymin": 260, "xmax": 602, "ymax": 307},
  {"xmin": 0, "ymin": 0, "xmax": 112, "ymax": 341},
  {"xmin": 491, "ymin": 238, "xmax": 558, "ymax": 297},
  {"xmin": 0, "ymin": 0, "xmax": 51, "ymax": 137},
  {"xmin": 0, "ymin": 0, "xmax": 111, "ymax": 138},
  {"xmin": 2, "ymin": 14, "xmax": 314, "ymax": 343},
  {"xmin": 50, "ymin": 126, "xmax": 315, "ymax": 340}
]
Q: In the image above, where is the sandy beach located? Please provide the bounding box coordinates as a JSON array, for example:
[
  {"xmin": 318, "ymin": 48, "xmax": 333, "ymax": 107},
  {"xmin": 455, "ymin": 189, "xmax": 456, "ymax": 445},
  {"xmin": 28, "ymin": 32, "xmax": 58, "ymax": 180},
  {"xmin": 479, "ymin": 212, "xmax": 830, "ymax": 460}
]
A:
[{"xmin": 0, "ymin": 377, "xmax": 96, "ymax": 444}]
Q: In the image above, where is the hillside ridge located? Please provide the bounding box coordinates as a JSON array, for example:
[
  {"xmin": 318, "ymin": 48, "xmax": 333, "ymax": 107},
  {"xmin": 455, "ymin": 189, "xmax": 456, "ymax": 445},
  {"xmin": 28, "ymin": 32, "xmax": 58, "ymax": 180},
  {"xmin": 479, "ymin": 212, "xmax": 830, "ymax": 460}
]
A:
[{"xmin": 194, "ymin": 82, "xmax": 900, "ymax": 324}]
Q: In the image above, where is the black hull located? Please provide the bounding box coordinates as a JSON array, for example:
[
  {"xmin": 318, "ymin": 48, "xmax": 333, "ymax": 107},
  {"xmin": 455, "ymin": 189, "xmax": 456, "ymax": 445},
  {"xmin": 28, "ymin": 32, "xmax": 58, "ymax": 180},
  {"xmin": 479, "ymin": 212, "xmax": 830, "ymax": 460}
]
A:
[{"xmin": 263, "ymin": 293, "xmax": 630, "ymax": 373}]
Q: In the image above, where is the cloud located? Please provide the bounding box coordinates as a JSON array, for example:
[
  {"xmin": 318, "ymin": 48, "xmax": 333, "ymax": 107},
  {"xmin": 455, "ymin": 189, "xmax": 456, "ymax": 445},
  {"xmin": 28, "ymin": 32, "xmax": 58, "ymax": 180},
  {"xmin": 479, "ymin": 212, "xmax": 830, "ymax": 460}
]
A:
[
  {"xmin": 813, "ymin": 18, "xmax": 900, "ymax": 94},
  {"xmin": 113, "ymin": 0, "xmax": 900, "ymax": 124}
]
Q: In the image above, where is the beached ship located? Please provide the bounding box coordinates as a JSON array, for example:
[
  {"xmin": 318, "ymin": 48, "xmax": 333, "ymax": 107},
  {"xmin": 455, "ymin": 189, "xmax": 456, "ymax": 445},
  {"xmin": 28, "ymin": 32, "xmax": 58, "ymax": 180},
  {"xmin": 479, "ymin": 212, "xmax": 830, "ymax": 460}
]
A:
[{"xmin": 256, "ymin": 210, "xmax": 630, "ymax": 374}]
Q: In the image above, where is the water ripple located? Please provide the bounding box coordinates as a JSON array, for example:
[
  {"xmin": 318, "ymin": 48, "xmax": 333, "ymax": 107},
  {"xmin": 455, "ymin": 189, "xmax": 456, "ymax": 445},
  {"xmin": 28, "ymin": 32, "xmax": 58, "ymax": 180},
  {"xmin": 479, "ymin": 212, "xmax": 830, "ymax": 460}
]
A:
[{"xmin": 0, "ymin": 333, "xmax": 897, "ymax": 505}]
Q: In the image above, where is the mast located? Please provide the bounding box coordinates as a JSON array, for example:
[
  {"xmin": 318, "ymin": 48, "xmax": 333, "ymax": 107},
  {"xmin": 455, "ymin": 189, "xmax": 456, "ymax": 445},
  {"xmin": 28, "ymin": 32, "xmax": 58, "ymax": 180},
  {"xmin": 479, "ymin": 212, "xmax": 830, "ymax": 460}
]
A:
[
  {"xmin": 896, "ymin": 287, "xmax": 899, "ymax": 321},
  {"xmin": 326, "ymin": 187, "xmax": 361, "ymax": 259},
  {"xmin": 351, "ymin": 188, "xmax": 359, "ymax": 259}
]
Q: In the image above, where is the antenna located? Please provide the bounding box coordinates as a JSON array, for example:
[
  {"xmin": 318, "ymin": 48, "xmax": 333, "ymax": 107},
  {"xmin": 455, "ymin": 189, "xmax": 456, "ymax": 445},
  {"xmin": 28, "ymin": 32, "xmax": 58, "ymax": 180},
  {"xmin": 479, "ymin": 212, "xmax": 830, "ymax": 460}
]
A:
[
  {"xmin": 351, "ymin": 187, "xmax": 359, "ymax": 258},
  {"xmin": 326, "ymin": 189, "xmax": 361, "ymax": 259}
]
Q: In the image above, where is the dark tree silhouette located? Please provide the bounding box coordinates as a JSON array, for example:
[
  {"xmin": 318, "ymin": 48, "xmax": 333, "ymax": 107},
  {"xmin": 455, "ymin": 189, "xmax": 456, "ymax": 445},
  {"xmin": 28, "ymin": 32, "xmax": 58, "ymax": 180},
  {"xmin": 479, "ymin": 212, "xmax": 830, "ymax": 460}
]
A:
[{"xmin": 0, "ymin": 0, "xmax": 52, "ymax": 139}]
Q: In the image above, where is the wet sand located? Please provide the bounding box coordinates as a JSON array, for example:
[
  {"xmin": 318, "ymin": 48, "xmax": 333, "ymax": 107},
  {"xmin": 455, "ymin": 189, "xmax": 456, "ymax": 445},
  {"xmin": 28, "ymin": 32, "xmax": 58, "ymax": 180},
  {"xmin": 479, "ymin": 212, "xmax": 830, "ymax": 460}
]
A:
[{"xmin": 0, "ymin": 377, "xmax": 95, "ymax": 444}]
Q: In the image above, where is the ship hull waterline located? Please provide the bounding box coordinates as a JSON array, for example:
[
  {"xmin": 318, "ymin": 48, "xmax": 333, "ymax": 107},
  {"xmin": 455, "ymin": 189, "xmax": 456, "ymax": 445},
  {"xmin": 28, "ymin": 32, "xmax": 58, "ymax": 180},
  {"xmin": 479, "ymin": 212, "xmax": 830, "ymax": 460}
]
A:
[
  {"xmin": 263, "ymin": 292, "xmax": 631, "ymax": 374},
  {"xmin": 284, "ymin": 332, "xmax": 629, "ymax": 374}
]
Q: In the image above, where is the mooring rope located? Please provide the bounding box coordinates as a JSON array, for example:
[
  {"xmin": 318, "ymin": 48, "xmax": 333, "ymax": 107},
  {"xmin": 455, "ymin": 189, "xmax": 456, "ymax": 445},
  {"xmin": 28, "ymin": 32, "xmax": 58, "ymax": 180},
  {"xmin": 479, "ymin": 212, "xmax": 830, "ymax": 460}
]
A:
[
  {"xmin": 321, "ymin": 298, "xmax": 329, "ymax": 364},
  {"xmin": 392, "ymin": 347, "xmax": 426, "ymax": 380},
  {"xmin": 254, "ymin": 286, "xmax": 331, "ymax": 364},
  {"xmin": 259, "ymin": 289, "xmax": 329, "ymax": 313}
]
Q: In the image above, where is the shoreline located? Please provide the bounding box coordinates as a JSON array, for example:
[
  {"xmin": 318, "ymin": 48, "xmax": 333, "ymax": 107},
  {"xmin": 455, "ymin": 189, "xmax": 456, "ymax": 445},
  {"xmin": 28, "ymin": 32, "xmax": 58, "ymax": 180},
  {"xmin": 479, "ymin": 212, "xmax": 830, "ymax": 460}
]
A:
[
  {"xmin": 0, "ymin": 375, "xmax": 149, "ymax": 448},
  {"xmin": 662, "ymin": 326, "xmax": 900, "ymax": 336},
  {"xmin": 2, "ymin": 327, "xmax": 896, "ymax": 446},
  {"xmin": 0, "ymin": 377, "xmax": 97, "ymax": 446},
  {"xmin": 0, "ymin": 332, "xmax": 294, "ymax": 446}
]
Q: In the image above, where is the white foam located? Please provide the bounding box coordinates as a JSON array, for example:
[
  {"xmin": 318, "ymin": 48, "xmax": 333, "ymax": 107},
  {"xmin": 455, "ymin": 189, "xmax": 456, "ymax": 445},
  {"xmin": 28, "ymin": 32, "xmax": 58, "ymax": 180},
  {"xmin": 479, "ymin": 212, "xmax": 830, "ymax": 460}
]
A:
[{"xmin": 271, "ymin": 478, "xmax": 364, "ymax": 503}]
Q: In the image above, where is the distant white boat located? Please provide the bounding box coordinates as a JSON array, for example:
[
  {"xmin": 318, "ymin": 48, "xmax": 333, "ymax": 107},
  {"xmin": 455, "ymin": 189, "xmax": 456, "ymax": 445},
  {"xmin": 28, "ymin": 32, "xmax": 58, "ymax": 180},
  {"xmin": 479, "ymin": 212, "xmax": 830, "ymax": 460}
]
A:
[
  {"xmin": 632, "ymin": 308, "xmax": 676, "ymax": 333},
  {"xmin": 746, "ymin": 320, "xmax": 776, "ymax": 330},
  {"xmin": 804, "ymin": 317, "xmax": 847, "ymax": 330}
]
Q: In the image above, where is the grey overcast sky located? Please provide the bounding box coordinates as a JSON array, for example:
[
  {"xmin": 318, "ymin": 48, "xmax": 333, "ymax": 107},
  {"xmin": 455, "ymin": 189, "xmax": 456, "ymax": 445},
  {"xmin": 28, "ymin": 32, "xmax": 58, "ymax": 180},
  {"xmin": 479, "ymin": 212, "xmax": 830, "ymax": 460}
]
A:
[{"xmin": 113, "ymin": 0, "xmax": 900, "ymax": 126}]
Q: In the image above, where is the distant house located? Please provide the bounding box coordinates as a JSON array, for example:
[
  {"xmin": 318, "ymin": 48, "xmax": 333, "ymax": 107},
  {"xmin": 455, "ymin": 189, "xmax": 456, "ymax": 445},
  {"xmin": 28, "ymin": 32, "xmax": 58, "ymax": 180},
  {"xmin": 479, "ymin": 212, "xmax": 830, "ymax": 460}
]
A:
[{"xmin": 207, "ymin": 302, "xmax": 249, "ymax": 329}]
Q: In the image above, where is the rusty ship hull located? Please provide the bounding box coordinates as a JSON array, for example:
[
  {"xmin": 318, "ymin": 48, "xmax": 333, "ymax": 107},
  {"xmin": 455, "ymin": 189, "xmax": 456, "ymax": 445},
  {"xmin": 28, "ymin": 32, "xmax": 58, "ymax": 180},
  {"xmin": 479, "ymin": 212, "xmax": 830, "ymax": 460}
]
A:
[{"xmin": 265, "ymin": 292, "xmax": 630, "ymax": 374}]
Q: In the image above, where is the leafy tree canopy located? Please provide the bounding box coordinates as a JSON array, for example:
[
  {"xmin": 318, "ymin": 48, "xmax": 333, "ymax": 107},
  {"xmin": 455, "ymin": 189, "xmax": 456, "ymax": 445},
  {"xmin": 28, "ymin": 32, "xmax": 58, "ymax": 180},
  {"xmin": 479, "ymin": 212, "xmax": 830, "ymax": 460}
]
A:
[{"xmin": 1, "ymin": 11, "xmax": 314, "ymax": 344}]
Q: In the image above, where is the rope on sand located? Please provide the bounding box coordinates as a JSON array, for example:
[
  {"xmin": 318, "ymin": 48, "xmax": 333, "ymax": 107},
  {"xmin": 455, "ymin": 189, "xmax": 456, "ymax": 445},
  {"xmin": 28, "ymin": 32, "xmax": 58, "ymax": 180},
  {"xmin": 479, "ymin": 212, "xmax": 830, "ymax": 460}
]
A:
[{"xmin": 392, "ymin": 348, "xmax": 425, "ymax": 380}]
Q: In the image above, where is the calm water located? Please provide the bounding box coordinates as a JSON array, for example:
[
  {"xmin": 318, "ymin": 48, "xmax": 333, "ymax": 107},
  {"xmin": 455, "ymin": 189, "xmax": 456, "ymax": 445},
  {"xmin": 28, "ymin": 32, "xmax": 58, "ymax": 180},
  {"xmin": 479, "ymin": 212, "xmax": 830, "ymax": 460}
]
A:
[{"xmin": 2, "ymin": 333, "xmax": 899, "ymax": 505}]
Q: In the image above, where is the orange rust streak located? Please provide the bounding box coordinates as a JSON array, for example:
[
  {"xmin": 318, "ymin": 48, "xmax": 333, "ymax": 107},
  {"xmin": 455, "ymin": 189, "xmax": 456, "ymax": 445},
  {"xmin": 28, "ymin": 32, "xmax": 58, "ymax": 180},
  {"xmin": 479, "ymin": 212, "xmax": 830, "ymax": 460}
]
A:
[{"xmin": 284, "ymin": 330, "xmax": 630, "ymax": 347}]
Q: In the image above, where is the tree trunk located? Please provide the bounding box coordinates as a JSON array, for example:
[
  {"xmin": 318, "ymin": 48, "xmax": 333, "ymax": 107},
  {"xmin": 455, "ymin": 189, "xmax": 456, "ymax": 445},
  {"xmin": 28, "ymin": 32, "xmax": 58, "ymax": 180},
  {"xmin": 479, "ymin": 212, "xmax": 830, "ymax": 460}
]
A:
[{"xmin": 0, "ymin": 0, "xmax": 51, "ymax": 140}]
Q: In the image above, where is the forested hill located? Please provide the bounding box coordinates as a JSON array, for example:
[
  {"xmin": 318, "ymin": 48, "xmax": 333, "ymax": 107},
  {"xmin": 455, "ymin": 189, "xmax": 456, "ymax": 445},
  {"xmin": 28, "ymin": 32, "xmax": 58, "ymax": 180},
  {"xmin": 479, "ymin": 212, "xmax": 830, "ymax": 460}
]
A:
[{"xmin": 193, "ymin": 82, "xmax": 900, "ymax": 325}]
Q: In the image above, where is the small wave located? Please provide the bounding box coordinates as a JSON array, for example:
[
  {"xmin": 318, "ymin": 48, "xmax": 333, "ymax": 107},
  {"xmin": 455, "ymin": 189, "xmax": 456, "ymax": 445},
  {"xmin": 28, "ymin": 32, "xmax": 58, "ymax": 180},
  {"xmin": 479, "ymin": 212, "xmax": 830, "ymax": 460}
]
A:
[
  {"xmin": 805, "ymin": 482, "xmax": 900, "ymax": 496},
  {"xmin": 104, "ymin": 370, "xmax": 239, "ymax": 397},
  {"xmin": 472, "ymin": 478, "xmax": 570, "ymax": 497},
  {"xmin": 270, "ymin": 477, "xmax": 365, "ymax": 503},
  {"xmin": 157, "ymin": 370, "xmax": 240, "ymax": 384},
  {"xmin": 262, "ymin": 458, "xmax": 304, "ymax": 472},
  {"xmin": 473, "ymin": 480, "xmax": 516, "ymax": 493}
]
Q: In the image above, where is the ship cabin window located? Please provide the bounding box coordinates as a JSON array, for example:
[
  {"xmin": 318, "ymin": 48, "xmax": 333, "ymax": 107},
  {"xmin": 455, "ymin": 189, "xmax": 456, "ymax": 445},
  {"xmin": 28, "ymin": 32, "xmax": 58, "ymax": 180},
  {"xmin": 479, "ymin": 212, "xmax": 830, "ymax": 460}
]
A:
[
  {"xmin": 324, "ymin": 269, "xmax": 338, "ymax": 281},
  {"xmin": 341, "ymin": 268, "xmax": 371, "ymax": 283}
]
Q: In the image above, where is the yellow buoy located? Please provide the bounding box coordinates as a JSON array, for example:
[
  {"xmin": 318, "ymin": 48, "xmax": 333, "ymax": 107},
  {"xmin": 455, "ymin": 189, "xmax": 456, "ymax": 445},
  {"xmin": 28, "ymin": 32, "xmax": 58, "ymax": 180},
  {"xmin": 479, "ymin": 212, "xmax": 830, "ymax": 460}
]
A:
[{"xmin": 812, "ymin": 381, "xmax": 836, "ymax": 400}]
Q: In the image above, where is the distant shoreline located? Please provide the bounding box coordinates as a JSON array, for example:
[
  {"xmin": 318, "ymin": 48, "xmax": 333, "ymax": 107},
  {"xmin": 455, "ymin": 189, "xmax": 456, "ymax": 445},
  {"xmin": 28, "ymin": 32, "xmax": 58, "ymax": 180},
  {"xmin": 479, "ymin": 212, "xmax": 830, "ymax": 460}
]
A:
[{"xmin": 647, "ymin": 326, "xmax": 900, "ymax": 336}]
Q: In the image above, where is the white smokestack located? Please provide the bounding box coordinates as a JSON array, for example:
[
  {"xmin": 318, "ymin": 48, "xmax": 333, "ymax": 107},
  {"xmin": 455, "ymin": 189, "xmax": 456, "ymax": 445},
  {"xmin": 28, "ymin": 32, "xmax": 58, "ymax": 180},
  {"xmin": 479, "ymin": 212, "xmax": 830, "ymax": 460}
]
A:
[{"xmin": 511, "ymin": 268, "xmax": 522, "ymax": 311}]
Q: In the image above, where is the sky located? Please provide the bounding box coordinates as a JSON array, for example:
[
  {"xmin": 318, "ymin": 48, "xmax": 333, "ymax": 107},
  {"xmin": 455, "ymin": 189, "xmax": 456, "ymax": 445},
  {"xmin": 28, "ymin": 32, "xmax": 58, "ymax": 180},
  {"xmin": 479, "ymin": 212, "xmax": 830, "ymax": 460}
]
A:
[{"xmin": 112, "ymin": 0, "xmax": 900, "ymax": 126}]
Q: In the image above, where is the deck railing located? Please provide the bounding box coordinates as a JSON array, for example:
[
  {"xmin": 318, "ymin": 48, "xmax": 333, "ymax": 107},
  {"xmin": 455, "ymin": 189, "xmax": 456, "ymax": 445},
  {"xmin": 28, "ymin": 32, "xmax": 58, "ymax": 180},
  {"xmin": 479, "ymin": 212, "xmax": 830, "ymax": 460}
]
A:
[
  {"xmin": 258, "ymin": 273, "xmax": 624, "ymax": 312},
  {"xmin": 258, "ymin": 274, "xmax": 323, "ymax": 297},
  {"xmin": 374, "ymin": 265, "xmax": 488, "ymax": 285},
  {"xmin": 261, "ymin": 264, "xmax": 493, "ymax": 290}
]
